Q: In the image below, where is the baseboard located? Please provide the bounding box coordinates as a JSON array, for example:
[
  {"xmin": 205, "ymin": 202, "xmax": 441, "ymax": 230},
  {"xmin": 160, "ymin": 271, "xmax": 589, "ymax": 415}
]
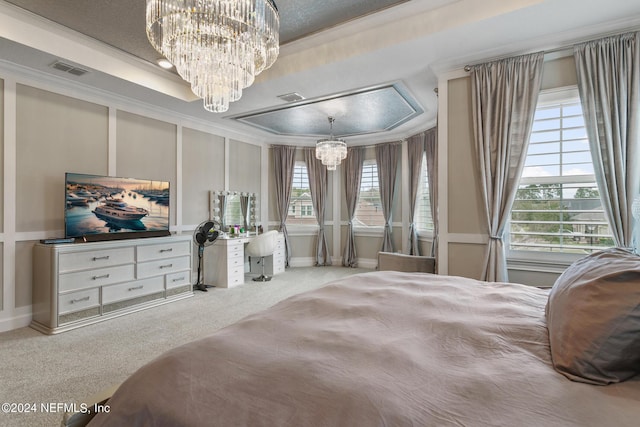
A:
[
  {"xmin": 357, "ymin": 258, "xmax": 378, "ymax": 269},
  {"xmin": 288, "ymin": 257, "xmax": 316, "ymax": 267},
  {"xmin": 0, "ymin": 312, "xmax": 32, "ymax": 333}
]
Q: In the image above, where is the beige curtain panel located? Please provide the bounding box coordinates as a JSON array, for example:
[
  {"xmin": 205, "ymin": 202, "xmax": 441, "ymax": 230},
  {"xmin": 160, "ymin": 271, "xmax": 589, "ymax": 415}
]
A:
[
  {"xmin": 303, "ymin": 148, "xmax": 331, "ymax": 266},
  {"xmin": 574, "ymin": 31, "xmax": 640, "ymax": 252},
  {"xmin": 342, "ymin": 146, "xmax": 365, "ymax": 267},
  {"xmin": 375, "ymin": 142, "xmax": 402, "ymax": 255},
  {"xmin": 272, "ymin": 145, "xmax": 297, "ymax": 267},
  {"xmin": 471, "ymin": 52, "xmax": 544, "ymax": 282}
]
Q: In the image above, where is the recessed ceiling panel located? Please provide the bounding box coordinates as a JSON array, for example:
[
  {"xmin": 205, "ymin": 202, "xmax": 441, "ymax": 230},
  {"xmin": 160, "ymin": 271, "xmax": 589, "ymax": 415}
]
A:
[{"xmin": 230, "ymin": 83, "xmax": 423, "ymax": 137}]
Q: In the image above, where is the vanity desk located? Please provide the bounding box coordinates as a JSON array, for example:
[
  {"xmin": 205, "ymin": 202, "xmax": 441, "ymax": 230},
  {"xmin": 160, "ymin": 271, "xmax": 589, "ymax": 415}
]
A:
[{"xmin": 204, "ymin": 233, "xmax": 285, "ymax": 288}]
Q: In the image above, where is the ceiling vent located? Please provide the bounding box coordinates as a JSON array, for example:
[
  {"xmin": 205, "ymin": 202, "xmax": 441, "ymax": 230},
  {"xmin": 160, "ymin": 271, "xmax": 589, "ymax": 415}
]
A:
[
  {"xmin": 50, "ymin": 61, "xmax": 89, "ymax": 77},
  {"xmin": 277, "ymin": 92, "xmax": 305, "ymax": 103}
]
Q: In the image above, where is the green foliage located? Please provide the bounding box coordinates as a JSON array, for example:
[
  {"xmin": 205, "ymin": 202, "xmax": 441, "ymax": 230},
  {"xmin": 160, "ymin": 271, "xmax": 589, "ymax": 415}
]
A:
[
  {"xmin": 512, "ymin": 183, "xmax": 573, "ymax": 245},
  {"xmin": 574, "ymin": 187, "xmax": 600, "ymax": 199}
]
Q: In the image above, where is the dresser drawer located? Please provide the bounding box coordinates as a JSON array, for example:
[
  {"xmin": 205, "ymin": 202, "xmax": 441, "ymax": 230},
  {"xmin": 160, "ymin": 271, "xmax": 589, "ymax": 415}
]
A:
[
  {"xmin": 102, "ymin": 276, "xmax": 164, "ymax": 304},
  {"xmin": 273, "ymin": 247, "xmax": 285, "ymax": 258},
  {"xmin": 272, "ymin": 263, "xmax": 285, "ymax": 275},
  {"xmin": 166, "ymin": 270, "xmax": 191, "ymax": 289},
  {"xmin": 227, "ymin": 271, "xmax": 245, "ymax": 287},
  {"xmin": 137, "ymin": 241, "xmax": 191, "ymax": 262},
  {"xmin": 137, "ymin": 255, "xmax": 191, "ymax": 279},
  {"xmin": 59, "ymin": 288, "xmax": 100, "ymax": 315},
  {"xmin": 227, "ymin": 243, "xmax": 244, "ymax": 259},
  {"xmin": 226, "ymin": 254, "xmax": 245, "ymax": 269},
  {"xmin": 59, "ymin": 247, "xmax": 135, "ymax": 273},
  {"xmin": 59, "ymin": 264, "xmax": 135, "ymax": 293}
]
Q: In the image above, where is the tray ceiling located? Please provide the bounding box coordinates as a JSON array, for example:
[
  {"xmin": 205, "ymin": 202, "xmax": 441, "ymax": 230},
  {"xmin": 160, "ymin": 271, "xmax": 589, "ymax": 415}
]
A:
[{"xmin": 231, "ymin": 83, "xmax": 422, "ymax": 137}]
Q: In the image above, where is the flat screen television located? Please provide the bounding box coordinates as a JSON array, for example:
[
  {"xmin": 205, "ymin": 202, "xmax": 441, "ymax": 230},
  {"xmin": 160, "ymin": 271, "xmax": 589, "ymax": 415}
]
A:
[{"xmin": 64, "ymin": 172, "xmax": 171, "ymax": 242}]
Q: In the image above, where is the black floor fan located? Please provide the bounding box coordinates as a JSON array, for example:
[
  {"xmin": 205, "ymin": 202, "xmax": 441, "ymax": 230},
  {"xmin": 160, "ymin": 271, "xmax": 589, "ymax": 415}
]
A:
[{"xmin": 193, "ymin": 220, "xmax": 220, "ymax": 292}]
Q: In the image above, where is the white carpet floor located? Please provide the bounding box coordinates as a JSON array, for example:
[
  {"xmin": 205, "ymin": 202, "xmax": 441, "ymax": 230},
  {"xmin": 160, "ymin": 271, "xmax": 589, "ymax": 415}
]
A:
[{"xmin": 0, "ymin": 266, "xmax": 370, "ymax": 427}]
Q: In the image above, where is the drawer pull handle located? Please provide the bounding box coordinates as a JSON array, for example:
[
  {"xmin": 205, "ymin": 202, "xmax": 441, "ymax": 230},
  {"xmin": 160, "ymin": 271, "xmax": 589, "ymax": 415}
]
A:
[
  {"xmin": 160, "ymin": 248, "xmax": 173, "ymax": 253},
  {"xmin": 70, "ymin": 296, "xmax": 90, "ymax": 304},
  {"xmin": 128, "ymin": 285, "xmax": 144, "ymax": 292},
  {"xmin": 159, "ymin": 264, "xmax": 173, "ymax": 269},
  {"xmin": 92, "ymin": 255, "xmax": 110, "ymax": 261},
  {"xmin": 172, "ymin": 277, "xmax": 185, "ymax": 282},
  {"xmin": 92, "ymin": 274, "xmax": 110, "ymax": 280}
]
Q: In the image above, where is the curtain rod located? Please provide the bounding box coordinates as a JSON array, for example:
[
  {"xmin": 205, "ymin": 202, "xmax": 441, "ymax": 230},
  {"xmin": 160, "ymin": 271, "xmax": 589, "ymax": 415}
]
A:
[
  {"xmin": 463, "ymin": 45, "xmax": 572, "ymax": 72},
  {"xmin": 463, "ymin": 27, "xmax": 639, "ymax": 71}
]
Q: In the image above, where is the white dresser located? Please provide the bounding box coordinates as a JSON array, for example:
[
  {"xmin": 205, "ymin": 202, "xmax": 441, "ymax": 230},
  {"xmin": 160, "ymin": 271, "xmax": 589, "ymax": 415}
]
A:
[
  {"xmin": 31, "ymin": 234, "xmax": 193, "ymax": 334},
  {"xmin": 204, "ymin": 233, "xmax": 285, "ymax": 288}
]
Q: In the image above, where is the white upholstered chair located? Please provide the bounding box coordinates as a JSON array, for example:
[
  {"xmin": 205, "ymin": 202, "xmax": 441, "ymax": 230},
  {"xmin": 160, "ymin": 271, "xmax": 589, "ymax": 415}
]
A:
[{"xmin": 245, "ymin": 230, "xmax": 280, "ymax": 282}]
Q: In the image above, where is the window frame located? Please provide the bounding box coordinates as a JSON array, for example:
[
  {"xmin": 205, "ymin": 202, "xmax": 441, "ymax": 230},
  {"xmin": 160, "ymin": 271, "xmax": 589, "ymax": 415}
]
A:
[
  {"xmin": 286, "ymin": 161, "xmax": 318, "ymax": 229},
  {"xmin": 506, "ymin": 86, "xmax": 613, "ymax": 265},
  {"xmin": 353, "ymin": 159, "xmax": 385, "ymax": 232},
  {"xmin": 416, "ymin": 151, "xmax": 434, "ymax": 233}
]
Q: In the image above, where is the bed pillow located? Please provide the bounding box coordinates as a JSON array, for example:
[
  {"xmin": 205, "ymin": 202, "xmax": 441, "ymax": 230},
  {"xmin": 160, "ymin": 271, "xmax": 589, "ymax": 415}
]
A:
[{"xmin": 545, "ymin": 247, "xmax": 640, "ymax": 385}]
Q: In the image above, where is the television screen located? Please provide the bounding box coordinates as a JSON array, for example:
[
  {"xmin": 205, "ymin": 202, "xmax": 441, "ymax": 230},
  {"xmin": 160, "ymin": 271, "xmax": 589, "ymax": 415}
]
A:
[{"xmin": 65, "ymin": 172, "xmax": 171, "ymax": 241}]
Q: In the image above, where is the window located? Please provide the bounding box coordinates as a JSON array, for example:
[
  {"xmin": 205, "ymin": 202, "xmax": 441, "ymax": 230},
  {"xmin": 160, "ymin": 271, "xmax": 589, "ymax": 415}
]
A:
[
  {"xmin": 354, "ymin": 160, "xmax": 384, "ymax": 227},
  {"xmin": 287, "ymin": 162, "xmax": 316, "ymax": 225},
  {"xmin": 416, "ymin": 152, "xmax": 434, "ymax": 231},
  {"xmin": 509, "ymin": 89, "xmax": 613, "ymax": 254}
]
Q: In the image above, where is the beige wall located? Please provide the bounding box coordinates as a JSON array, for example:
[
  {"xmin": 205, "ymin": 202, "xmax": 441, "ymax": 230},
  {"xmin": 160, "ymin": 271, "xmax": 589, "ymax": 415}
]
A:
[
  {"xmin": 447, "ymin": 77, "xmax": 487, "ymax": 236},
  {"xmin": 0, "ymin": 244, "xmax": 3, "ymax": 310},
  {"xmin": 0, "ymin": 79, "xmax": 3, "ymax": 310},
  {"xmin": 16, "ymin": 85, "xmax": 109, "ymax": 232},
  {"xmin": 0, "ymin": 79, "xmax": 4, "ymax": 234},
  {"xmin": 182, "ymin": 127, "xmax": 225, "ymax": 225},
  {"xmin": 508, "ymin": 269, "xmax": 559, "ymax": 288},
  {"xmin": 116, "ymin": 111, "xmax": 177, "ymax": 225},
  {"xmin": 1, "ymin": 78, "xmax": 264, "ymax": 331},
  {"xmin": 541, "ymin": 56, "xmax": 577, "ymax": 90},
  {"xmin": 447, "ymin": 243, "xmax": 486, "ymax": 279},
  {"xmin": 15, "ymin": 241, "xmax": 34, "ymax": 309},
  {"xmin": 229, "ymin": 139, "xmax": 261, "ymax": 194}
]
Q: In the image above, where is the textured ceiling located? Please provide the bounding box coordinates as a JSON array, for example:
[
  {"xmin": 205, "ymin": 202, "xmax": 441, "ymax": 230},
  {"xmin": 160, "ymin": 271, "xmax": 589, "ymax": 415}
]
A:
[{"xmin": 3, "ymin": 0, "xmax": 409, "ymax": 66}]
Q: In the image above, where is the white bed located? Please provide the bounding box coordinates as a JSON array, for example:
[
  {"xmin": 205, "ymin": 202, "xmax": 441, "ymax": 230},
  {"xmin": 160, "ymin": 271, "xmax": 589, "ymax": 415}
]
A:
[{"xmin": 86, "ymin": 270, "xmax": 640, "ymax": 426}]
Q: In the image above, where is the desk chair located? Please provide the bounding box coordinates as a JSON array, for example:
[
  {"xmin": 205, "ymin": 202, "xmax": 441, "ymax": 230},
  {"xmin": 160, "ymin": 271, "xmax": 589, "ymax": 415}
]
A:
[{"xmin": 245, "ymin": 230, "xmax": 279, "ymax": 281}]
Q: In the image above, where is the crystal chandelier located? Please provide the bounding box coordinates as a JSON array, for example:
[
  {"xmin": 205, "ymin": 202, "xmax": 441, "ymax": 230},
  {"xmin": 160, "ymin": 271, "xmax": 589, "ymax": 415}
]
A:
[
  {"xmin": 316, "ymin": 117, "xmax": 347, "ymax": 171},
  {"xmin": 145, "ymin": 0, "xmax": 280, "ymax": 113}
]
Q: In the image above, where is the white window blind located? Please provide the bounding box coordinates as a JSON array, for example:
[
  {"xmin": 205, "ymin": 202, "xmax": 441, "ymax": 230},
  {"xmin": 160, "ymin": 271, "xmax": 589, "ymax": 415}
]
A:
[
  {"xmin": 287, "ymin": 161, "xmax": 316, "ymax": 225},
  {"xmin": 354, "ymin": 160, "xmax": 384, "ymax": 227},
  {"xmin": 416, "ymin": 152, "xmax": 434, "ymax": 231},
  {"xmin": 510, "ymin": 90, "xmax": 613, "ymax": 254}
]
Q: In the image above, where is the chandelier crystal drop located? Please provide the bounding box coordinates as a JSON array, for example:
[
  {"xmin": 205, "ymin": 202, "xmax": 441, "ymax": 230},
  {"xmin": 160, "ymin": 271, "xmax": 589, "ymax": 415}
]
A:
[
  {"xmin": 316, "ymin": 117, "xmax": 347, "ymax": 171},
  {"xmin": 145, "ymin": 0, "xmax": 280, "ymax": 113}
]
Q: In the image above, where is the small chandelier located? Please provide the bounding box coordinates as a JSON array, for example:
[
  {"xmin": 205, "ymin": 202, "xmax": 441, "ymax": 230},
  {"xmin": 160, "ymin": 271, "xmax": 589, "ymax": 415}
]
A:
[
  {"xmin": 316, "ymin": 117, "xmax": 347, "ymax": 171},
  {"xmin": 145, "ymin": 0, "xmax": 280, "ymax": 113}
]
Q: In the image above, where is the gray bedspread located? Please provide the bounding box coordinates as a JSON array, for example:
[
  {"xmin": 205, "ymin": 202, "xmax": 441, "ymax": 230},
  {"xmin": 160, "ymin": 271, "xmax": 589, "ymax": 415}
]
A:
[{"xmin": 88, "ymin": 271, "xmax": 640, "ymax": 426}]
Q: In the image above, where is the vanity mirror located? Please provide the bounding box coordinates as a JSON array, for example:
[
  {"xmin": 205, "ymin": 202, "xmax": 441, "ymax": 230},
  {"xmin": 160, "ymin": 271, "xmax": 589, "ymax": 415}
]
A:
[{"xmin": 210, "ymin": 191, "xmax": 257, "ymax": 232}]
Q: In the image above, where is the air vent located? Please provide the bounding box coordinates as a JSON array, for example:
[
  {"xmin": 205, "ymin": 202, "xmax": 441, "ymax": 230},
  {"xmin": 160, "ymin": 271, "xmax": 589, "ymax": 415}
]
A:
[
  {"xmin": 50, "ymin": 61, "xmax": 89, "ymax": 77},
  {"xmin": 277, "ymin": 92, "xmax": 305, "ymax": 102}
]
